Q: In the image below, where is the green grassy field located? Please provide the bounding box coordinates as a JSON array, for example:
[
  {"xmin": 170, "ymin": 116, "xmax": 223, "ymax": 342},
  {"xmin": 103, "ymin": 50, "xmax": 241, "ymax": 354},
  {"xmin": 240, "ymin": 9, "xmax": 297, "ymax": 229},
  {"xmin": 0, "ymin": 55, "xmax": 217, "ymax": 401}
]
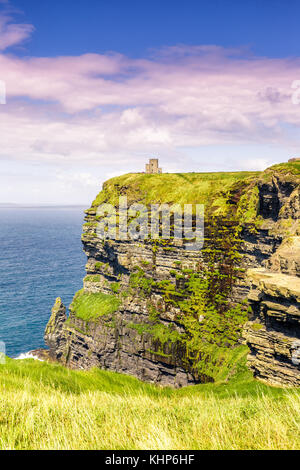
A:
[
  {"xmin": 89, "ymin": 164, "xmax": 299, "ymax": 224},
  {"xmin": 91, "ymin": 164, "xmax": 300, "ymax": 211},
  {"xmin": 92, "ymin": 171, "xmax": 261, "ymax": 210},
  {"xmin": 0, "ymin": 353, "xmax": 299, "ymax": 450}
]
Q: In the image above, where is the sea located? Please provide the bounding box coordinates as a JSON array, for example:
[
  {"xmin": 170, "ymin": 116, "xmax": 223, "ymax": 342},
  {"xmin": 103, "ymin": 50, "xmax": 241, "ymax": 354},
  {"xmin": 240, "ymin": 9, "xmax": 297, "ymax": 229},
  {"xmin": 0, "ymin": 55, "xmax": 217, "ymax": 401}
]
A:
[{"xmin": 0, "ymin": 207, "xmax": 86, "ymax": 358}]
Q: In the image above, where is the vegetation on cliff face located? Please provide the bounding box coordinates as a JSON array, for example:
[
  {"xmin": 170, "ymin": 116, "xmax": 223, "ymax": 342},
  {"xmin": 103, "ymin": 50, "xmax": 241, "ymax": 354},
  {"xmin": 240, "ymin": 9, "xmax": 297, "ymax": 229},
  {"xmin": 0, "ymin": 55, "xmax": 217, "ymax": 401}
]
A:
[
  {"xmin": 0, "ymin": 357, "xmax": 299, "ymax": 450},
  {"xmin": 124, "ymin": 218, "xmax": 248, "ymax": 381},
  {"xmin": 72, "ymin": 170, "xmax": 269, "ymax": 381},
  {"xmin": 69, "ymin": 289, "xmax": 120, "ymax": 321},
  {"xmin": 56, "ymin": 163, "xmax": 300, "ymax": 386}
]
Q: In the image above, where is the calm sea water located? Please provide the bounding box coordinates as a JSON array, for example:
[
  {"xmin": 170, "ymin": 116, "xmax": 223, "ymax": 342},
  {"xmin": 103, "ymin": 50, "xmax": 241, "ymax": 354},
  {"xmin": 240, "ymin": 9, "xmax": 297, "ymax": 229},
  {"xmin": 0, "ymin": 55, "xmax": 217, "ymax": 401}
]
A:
[{"xmin": 0, "ymin": 207, "xmax": 86, "ymax": 357}]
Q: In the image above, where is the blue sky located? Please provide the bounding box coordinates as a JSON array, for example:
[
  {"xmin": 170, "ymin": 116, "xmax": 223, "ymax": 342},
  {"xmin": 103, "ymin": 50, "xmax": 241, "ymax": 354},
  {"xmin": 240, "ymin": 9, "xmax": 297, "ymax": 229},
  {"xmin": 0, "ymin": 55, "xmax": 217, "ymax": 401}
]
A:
[
  {"xmin": 0, "ymin": 0, "xmax": 300, "ymax": 204},
  {"xmin": 11, "ymin": 0, "xmax": 300, "ymax": 58}
]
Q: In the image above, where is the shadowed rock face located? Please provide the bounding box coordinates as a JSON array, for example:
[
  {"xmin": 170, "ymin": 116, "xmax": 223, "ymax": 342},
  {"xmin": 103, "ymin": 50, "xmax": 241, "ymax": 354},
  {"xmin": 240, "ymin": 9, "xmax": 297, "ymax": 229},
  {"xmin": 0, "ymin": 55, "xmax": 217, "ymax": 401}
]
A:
[
  {"xmin": 44, "ymin": 238, "xmax": 220, "ymax": 387},
  {"xmin": 268, "ymin": 237, "xmax": 300, "ymax": 276},
  {"xmin": 44, "ymin": 298, "xmax": 68, "ymax": 362},
  {"xmin": 243, "ymin": 269, "xmax": 300, "ymax": 387},
  {"xmin": 44, "ymin": 167, "xmax": 300, "ymax": 387},
  {"xmin": 243, "ymin": 173, "xmax": 300, "ymax": 387},
  {"xmin": 259, "ymin": 183, "xmax": 280, "ymax": 220},
  {"xmin": 259, "ymin": 174, "xmax": 298, "ymax": 221}
]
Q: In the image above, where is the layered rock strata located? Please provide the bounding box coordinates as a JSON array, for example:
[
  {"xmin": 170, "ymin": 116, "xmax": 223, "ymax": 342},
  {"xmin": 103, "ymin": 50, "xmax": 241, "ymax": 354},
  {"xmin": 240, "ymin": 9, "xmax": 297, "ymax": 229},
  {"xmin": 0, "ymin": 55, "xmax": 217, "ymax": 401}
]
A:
[
  {"xmin": 243, "ymin": 269, "xmax": 300, "ymax": 387},
  {"xmin": 44, "ymin": 165, "xmax": 300, "ymax": 387}
]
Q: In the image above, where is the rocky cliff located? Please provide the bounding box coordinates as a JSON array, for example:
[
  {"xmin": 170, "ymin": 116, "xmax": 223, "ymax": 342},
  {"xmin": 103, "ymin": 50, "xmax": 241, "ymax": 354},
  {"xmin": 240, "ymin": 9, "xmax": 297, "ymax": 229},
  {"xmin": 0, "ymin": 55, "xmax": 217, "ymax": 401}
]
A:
[
  {"xmin": 243, "ymin": 269, "xmax": 300, "ymax": 387},
  {"xmin": 45, "ymin": 163, "xmax": 300, "ymax": 387}
]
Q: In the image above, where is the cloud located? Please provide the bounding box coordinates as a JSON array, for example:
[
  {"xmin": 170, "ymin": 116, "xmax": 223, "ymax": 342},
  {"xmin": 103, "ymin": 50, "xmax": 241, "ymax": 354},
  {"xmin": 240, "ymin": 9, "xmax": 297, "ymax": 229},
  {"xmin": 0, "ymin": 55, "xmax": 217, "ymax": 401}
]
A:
[
  {"xmin": 0, "ymin": 33, "xmax": 300, "ymax": 169},
  {"xmin": 0, "ymin": 12, "xmax": 34, "ymax": 50},
  {"xmin": 56, "ymin": 171, "xmax": 100, "ymax": 188}
]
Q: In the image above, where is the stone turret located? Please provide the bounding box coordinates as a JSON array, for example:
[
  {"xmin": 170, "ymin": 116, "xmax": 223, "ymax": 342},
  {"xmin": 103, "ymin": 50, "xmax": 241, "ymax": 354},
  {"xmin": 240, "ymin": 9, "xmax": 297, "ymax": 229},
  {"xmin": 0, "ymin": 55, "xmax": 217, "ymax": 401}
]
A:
[{"xmin": 145, "ymin": 158, "xmax": 162, "ymax": 174}]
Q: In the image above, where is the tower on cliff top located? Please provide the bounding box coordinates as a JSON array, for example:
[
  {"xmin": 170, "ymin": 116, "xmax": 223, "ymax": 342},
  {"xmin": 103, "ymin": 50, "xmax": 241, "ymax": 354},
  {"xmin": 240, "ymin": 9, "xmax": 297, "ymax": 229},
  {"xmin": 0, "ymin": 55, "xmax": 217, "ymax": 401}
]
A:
[{"xmin": 145, "ymin": 158, "xmax": 162, "ymax": 174}]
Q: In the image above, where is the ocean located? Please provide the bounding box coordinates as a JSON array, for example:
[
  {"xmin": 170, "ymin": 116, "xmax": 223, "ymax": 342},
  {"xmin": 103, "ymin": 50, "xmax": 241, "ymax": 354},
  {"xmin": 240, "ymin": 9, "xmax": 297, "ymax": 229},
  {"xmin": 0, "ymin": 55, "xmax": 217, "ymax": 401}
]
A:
[{"xmin": 0, "ymin": 207, "xmax": 86, "ymax": 358}]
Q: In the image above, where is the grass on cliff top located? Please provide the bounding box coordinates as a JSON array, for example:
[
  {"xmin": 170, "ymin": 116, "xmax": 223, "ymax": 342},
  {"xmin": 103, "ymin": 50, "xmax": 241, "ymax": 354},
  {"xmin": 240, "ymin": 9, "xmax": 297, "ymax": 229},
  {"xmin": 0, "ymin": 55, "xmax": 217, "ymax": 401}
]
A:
[
  {"xmin": 266, "ymin": 161, "xmax": 300, "ymax": 176},
  {"xmin": 69, "ymin": 289, "xmax": 120, "ymax": 321},
  {"xmin": 0, "ymin": 350, "xmax": 299, "ymax": 450},
  {"xmin": 92, "ymin": 171, "xmax": 261, "ymax": 210},
  {"xmin": 260, "ymin": 162, "xmax": 300, "ymax": 182}
]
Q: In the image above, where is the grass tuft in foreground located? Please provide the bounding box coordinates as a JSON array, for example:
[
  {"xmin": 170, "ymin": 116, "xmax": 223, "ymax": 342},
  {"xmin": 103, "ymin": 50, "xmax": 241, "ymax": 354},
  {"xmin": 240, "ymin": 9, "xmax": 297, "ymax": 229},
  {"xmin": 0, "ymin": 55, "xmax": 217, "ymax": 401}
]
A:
[{"xmin": 0, "ymin": 354, "xmax": 299, "ymax": 450}]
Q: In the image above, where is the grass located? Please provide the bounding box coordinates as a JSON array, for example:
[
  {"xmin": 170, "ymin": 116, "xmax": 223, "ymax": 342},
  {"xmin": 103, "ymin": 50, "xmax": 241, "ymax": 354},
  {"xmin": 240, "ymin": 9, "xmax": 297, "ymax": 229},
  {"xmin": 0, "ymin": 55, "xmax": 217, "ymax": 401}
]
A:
[
  {"xmin": 83, "ymin": 275, "xmax": 101, "ymax": 282},
  {"xmin": 0, "ymin": 354, "xmax": 299, "ymax": 450},
  {"xmin": 69, "ymin": 289, "xmax": 120, "ymax": 321},
  {"xmin": 259, "ymin": 162, "xmax": 300, "ymax": 183},
  {"xmin": 24, "ymin": 164, "xmax": 299, "ymax": 450},
  {"xmin": 91, "ymin": 166, "xmax": 300, "ymax": 219},
  {"xmin": 92, "ymin": 172, "xmax": 261, "ymax": 211},
  {"xmin": 266, "ymin": 162, "xmax": 300, "ymax": 176}
]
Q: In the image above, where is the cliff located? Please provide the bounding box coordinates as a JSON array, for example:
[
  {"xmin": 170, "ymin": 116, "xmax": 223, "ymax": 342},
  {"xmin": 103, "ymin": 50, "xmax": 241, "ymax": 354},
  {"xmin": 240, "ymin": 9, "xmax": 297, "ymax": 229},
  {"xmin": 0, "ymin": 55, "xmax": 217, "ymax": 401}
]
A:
[
  {"xmin": 45, "ymin": 163, "xmax": 300, "ymax": 387},
  {"xmin": 243, "ymin": 269, "xmax": 300, "ymax": 387}
]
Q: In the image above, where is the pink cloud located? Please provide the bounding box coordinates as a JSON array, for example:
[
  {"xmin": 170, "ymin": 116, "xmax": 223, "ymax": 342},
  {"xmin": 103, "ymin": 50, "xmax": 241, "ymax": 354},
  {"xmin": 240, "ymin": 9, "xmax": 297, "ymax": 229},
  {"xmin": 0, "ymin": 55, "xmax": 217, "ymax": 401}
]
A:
[
  {"xmin": 0, "ymin": 42, "xmax": 300, "ymax": 166},
  {"xmin": 0, "ymin": 13, "xmax": 34, "ymax": 50}
]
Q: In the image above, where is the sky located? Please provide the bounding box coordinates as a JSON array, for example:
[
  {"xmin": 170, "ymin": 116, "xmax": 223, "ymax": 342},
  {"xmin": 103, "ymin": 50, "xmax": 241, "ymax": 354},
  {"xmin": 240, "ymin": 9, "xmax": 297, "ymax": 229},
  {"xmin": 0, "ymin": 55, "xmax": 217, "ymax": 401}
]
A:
[{"xmin": 0, "ymin": 0, "xmax": 300, "ymax": 205}]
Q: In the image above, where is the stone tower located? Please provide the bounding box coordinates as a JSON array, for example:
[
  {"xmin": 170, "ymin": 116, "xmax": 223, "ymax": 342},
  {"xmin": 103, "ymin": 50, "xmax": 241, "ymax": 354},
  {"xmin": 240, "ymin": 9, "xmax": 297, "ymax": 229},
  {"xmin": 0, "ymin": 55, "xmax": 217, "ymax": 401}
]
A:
[{"xmin": 145, "ymin": 158, "xmax": 162, "ymax": 174}]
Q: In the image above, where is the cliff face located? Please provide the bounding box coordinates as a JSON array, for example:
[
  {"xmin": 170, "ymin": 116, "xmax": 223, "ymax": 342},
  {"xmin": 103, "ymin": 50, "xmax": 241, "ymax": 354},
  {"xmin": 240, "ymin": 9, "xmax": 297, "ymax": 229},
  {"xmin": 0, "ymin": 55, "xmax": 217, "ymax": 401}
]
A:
[
  {"xmin": 241, "ymin": 165, "xmax": 300, "ymax": 387},
  {"xmin": 45, "ymin": 164, "xmax": 300, "ymax": 387},
  {"xmin": 243, "ymin": 269, "xmax": 300, "ymax": 387}
]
